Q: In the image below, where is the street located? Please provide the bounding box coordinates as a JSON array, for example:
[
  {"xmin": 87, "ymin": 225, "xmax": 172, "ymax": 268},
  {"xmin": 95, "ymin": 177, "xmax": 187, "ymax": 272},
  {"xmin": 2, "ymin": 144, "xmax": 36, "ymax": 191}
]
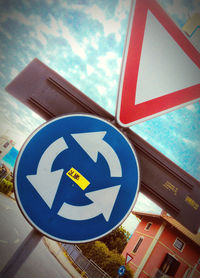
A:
[{"xmin": 0, "ymin": 193, "xmax": 72, "ymax": 278}]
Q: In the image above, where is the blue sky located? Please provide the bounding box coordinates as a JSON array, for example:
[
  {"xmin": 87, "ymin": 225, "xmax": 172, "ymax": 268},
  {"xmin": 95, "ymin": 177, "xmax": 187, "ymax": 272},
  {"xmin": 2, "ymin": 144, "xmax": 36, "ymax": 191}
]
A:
[{"xmin": 0, "ymin": 0, "xmax": 199, "ymax": 233}]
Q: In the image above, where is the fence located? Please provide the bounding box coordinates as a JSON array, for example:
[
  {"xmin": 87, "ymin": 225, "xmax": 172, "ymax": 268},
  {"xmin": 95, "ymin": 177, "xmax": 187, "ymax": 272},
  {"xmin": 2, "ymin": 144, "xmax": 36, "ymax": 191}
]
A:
[{"xmin": 63, "ymin": 244, "xmax": 111, "ymax": 278}]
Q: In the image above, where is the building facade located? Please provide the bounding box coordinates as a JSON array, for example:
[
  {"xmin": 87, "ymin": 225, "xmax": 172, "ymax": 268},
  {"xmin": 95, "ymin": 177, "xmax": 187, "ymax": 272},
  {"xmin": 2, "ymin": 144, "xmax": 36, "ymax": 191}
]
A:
[
  {"xmin": 122, "ymin": 211, "xmax": 200, "ymax": 278},
  {"xmin": 0, "ymin": 135, "xmax": 15, "ymax": 160}
]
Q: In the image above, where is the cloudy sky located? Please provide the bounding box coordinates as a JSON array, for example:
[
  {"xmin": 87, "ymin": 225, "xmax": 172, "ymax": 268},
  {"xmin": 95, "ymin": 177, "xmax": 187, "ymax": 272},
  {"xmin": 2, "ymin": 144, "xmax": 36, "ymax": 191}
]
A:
[{"xmin": 0, "ymin": 0, "xmax": 200, "ymax": 232}]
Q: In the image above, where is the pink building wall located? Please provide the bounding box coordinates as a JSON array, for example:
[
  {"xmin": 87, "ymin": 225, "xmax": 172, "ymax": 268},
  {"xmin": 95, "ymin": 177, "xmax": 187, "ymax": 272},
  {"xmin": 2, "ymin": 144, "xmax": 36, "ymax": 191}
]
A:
[
  {"xmin": 122, "ymin": 215, "xmax": 200, "ymax": 277},
  {"xmin": 122, "ymin": 217, "xmax": 162, "ymax": 273}
]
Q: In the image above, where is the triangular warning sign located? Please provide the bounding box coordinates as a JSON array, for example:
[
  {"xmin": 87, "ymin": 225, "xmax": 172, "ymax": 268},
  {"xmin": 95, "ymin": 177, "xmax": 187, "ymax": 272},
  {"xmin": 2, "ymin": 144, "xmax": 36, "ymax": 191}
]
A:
[
  {"xmin": 125, "ymin": 253, "xmax": 134, "ymax": 265},
  {"xmin": 116, "ymin": 0, "xmax": 200, "ymax": 127}
]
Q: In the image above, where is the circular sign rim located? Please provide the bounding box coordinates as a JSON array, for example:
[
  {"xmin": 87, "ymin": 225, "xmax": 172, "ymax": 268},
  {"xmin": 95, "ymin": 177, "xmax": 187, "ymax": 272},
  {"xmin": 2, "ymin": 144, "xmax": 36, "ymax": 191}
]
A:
[
  {"xmin": 118, "ymin": 265, "xmax": 126, "ymax": 275},
  {"xmin": 14, "ymin": 113, "xmax": 140, "ymax": 243}
]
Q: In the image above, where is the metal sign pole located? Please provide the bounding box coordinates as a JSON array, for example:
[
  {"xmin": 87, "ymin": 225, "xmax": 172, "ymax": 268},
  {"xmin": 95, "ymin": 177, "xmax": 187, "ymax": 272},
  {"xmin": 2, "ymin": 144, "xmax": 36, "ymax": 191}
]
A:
[{"xmin": 0, "ymin": 229, "xmax": 42, "ymax": 278}]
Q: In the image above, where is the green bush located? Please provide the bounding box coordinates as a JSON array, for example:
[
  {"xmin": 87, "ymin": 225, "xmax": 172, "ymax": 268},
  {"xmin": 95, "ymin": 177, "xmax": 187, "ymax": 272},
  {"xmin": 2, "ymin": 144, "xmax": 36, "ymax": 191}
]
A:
[
  {"xmin": 103, "ymin": 250, "xmax": 133, "ymax": 278},
  {"xmin": 78, "ymin": 241, "xmax": 134, "ymax": 278},
  {"xmin": 0, "ymin": 179, "xmax": 13, "ymax": 194},
  {"xmin": 100, "ymin": 226, "xmax": 130, "ymax": 253}
]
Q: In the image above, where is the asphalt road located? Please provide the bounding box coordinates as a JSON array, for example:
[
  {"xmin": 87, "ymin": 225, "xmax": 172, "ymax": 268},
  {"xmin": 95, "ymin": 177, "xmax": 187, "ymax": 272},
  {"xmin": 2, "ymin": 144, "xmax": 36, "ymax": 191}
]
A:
[{"xmin": 0, "ymin": 193, "xmax": 72, "ymax": 278}]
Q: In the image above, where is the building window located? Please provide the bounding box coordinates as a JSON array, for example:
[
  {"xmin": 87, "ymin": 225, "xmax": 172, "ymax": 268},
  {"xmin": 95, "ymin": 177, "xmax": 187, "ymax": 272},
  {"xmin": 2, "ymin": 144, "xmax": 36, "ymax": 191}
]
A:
[
  {"xmin": 173, "ymin": 238, "xmax": 185, "ymax": 252},
  {"xmin": 133, "ymin": 237, "xmax": 143, "ymax": 253},
  {"xmin": 155, "ymin": 253, "xmax": 180, "ymax": 277},
  {"xmin": 145, "ymin": 222, "xmax": 152, "ymax": 231},
  {"xmin": 3, "ymin": 142, "xmax": 9, "ymax": 148}
]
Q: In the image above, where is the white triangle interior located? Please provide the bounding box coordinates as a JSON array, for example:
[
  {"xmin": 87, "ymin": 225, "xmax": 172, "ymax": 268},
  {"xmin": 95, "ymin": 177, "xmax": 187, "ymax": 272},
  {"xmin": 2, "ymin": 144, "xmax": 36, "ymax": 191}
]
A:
[{"xmin": 135, "ymin": 11, "xmax": 200, "ymax": 105}]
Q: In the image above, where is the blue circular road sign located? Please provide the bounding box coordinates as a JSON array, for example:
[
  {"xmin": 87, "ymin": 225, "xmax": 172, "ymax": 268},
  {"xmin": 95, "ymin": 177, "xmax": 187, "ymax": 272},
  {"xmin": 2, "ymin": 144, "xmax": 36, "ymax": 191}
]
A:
[
  {"xmin": 118, "ymin": 265, "xmax": 126, "ymax": 276},
  {"xmin": 14, "ymin": 114, "xmax": 140, "ymax": 243}
]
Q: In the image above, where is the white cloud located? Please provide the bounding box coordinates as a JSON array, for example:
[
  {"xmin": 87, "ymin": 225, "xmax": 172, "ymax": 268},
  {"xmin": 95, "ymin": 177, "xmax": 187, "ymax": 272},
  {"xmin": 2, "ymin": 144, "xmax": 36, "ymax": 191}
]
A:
[
  {"xmin": 20, "ymin": 111, "xmax": 44, "ymax": 131},
  {"xmin": 5, "ymin": 97, "xmax": 19, "ymax": 110},
  {"xmin": 29, "ymin": 15, "xmax": 60, "ymax": 48},
  {"xmin": 13, "ymin": 114, "xmax": 24, "ymax": 125},
  {"xmin": 115, "ymin": 0, "xmax": 130, "ymax": 21},
  {"xmin": 96, "ymin": 85, "xmax": 107, "ymax": 96},
  {"xmin": 134, "ymin": 193, "xmax": 162, "ymax": 214},
  {"xmin": 80, "ymin": 72, "xmax": 86, "ymax": 80},
  {"xmin": 185, "ymin": 103, "xmax": 197, "ymax": 112},
  {"xmin": 106, "ymin": 98, "xmax": 115, "ymax": 112},
  {"xmin": 35, "ymin": 16, "xmax": 56, "ymax": 36},
  {"xmin": 164, "ymin": 0, "xmax": 200, "ymax": 23},
  {"xmin": 122, "ymin": 213, "xmax": 140, "ymax": 233},
  {"xmin": 116, "ymin": 56, "xmax": 122, "ymax": 70},
  {"xmin": 20, "ymin": 13, "xmax": 87, "ymax": 60},
  {"xmin": 70, "ymin": 3, "xmax": 125, "ymax": 42},
  {"xmin": 36, "ymin": 31, "xmax": 47, "ymax": 46},
  {"xmin": 97, "ymin": 51, "xmax": 119, "ymax": 77},
  {"xmin": 85, "ymin": 4, "xmax": 122, "ymax": 41},
  {"xmin": 1, "ymin": 11, "xmax": 32, "ymax": 26},
  {"xmin": 1, "ymin": 2, "xmax": 123, "ymax": 63},
  {"xmin": 122, "ymin": 192, "xmax": 162, "ymax": 233},
  {"xmin": 86, "ymin": 64, "xmax": 94, "ymax": 75},
  {"xmin": 107, "ymin": 52, "xmax": 117, "ymax": 60},
  {"xmin": 10, "ymin": 68, "xmax": 19, "ymax": 79},
  {"xmin": 163, "ymin": 0, "xmax": 188, "ymax": 20},
  {"xmin": 58, "ymin": 20, "xmax": 86, "ymax": 60},
  {"xmin": 83, "ymin": 38, "xmax": 89, "ymax": 45},
  {"xmin": 0, "ymin": 115, "xmax": 28, "ymax": 150},
  {"xmin": 182, "ymin": 137, "xmax": 200, "ymax": 151},
  {"xmin": 30, "ymin": 110, "xmax": 44, "ymax": 121},
  {"xmin": 50, "ymin": 16, "xmax": 61, "ymax": 36},
  {"xmin": 82, "ymin": 33, "xmax": 100, "ymax": 50},
  {"xmin": 90, "ymin": 33, "xmax": 100, "ymax": 49},
  {"xmin": 0, "ymin": 96, "xmax": 44, "ymax": 148}
]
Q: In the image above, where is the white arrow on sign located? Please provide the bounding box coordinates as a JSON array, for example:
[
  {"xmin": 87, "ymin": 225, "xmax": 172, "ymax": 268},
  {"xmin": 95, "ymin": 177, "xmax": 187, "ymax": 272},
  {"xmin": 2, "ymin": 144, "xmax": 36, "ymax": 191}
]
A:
[
  {"xmin": 58, "ymin": 185, "xmax": 121, "ymax": 222},
  {"xmin": 26, "ymin": 137, "xmax": 68, "ymax": 208},
  {"xmin": 71, "ymin": 131, "xmax": 122, "ymax": 177}
]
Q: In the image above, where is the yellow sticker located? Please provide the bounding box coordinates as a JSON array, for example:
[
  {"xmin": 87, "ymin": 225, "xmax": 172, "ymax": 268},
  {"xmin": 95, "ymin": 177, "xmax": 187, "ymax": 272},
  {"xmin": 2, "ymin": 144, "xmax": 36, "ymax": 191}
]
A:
[{"xmin": 66, "ymin": 167, "xmax": 90, "ymax": 190}]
